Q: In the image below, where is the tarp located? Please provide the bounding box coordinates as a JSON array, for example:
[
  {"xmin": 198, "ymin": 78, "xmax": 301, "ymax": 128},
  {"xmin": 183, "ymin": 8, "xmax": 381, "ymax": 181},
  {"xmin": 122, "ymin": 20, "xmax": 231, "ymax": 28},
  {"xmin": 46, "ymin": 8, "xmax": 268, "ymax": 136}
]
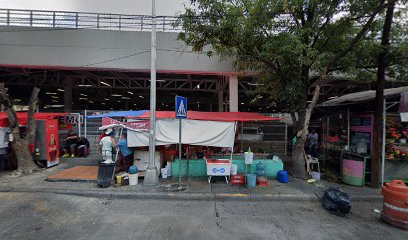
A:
[
  {"xmin": 128, "ymin": 119, "xmax": 236, "ymax": 148},
  {"xmin": 131, "ymin": 111, "xmax": 280, "ymax": 122},
  {"xmin": 0, "ymin": 112, "xmax": 66, "ymax": 127},
  {"xmin": 320, "ymin": 86, "xmax": 408, "ymax": 107},
  {"xmin": 86, "ymin": 110, "xmax": 148, "ymax": 119}
]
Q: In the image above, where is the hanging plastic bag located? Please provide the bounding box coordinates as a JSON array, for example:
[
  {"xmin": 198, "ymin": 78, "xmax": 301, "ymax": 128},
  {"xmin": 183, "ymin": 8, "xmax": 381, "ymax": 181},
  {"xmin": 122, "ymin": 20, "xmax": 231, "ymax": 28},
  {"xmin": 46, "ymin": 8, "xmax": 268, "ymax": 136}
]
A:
[{"xmin": 322, "ymin": 187, "xmax": 352, "ymax": 215}]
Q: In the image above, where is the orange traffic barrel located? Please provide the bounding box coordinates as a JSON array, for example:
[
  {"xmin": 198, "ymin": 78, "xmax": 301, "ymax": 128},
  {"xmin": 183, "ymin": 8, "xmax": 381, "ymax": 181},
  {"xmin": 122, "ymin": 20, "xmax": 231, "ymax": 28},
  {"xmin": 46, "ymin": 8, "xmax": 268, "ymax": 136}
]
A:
[{"xmin": 381, "ymin": 180, "xmax": 408, "ymax": 230}]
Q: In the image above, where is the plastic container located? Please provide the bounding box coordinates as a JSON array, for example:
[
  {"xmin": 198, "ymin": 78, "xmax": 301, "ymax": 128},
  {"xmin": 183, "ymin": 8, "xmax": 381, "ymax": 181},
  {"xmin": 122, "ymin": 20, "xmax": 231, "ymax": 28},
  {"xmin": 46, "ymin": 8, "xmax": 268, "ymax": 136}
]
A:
[
  {"xmin": 247, "ymin": 174, "xmax": 257, "ymax": 188},
  {"xmin": 230, "ymin": 164, "xmax": 238, "ymax": 175},
  {"xmin": 166, "ymin": 162, "xmax": 172, "ymax": 177},
  {"xmin": 161, "ymin": 168, "xmax": 168, "ymax": 178},
  {"xmin": 256, "ymin": 162, "xmax": 265, "ymax": 177},
  {"xmin": 381, "ymin": 180, "xmax": 408, "ymax": 230},
  {"xmin": 277, "ymin": 170, "xmax": 289, "ymax": 183},
  {"xmin": 129, "ymin": 166, "xmax": 138, "ymax": 174},
  {"xmin": 97, "ymin": 162, "xmax": 116, "ymax": 188},
  {"xmin": 129, "ymin": 173, "xmax": 138, "ymax": 186},
  {"xmin": 244, "ymin": 152, "xmax": 253, "ymax": 165},
  {"xmin": 311, "ymin": 171, "xmax": 320, "ymax": 181}
]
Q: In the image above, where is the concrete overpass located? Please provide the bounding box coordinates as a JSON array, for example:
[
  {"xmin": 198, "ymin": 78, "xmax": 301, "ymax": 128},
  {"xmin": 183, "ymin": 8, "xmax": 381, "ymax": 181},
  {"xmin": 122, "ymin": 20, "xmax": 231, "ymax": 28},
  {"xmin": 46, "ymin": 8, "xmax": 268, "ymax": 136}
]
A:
[{"xmin": 0, "ymin": 9, "xmax": 245, "ymax": 112}]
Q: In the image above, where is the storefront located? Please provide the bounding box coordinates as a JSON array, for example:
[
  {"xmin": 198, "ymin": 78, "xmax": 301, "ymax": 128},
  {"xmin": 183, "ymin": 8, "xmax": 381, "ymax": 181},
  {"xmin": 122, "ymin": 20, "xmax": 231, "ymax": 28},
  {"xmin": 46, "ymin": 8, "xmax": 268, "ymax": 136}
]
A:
[{"xmin": 318, "ymin": 87, "xmax": 408, "ymax": 186}]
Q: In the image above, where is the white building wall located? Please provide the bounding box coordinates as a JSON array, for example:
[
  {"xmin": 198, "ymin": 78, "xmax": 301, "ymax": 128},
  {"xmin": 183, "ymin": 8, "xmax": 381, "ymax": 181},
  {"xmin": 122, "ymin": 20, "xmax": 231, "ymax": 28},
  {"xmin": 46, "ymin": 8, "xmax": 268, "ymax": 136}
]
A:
[{"xmin": 0, "ymin": 27, "xmax": 235, "ymax": 74}]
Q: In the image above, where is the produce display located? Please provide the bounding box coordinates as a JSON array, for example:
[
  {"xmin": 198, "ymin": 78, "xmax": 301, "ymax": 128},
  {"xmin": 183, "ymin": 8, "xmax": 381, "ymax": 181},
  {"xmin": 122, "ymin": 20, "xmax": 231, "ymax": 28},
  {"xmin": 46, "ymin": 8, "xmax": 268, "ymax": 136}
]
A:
[{"xmin": 386, "ymin": 117, "xmax": 408, "ymax": 160}]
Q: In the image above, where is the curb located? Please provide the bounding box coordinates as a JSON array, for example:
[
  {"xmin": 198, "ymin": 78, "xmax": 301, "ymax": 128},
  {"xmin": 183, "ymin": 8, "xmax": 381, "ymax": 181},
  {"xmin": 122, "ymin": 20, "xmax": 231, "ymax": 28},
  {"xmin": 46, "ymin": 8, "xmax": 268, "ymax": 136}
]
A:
[{"xmin": 0, "ymin": 187, "xmax": 382, "ymax": 202}]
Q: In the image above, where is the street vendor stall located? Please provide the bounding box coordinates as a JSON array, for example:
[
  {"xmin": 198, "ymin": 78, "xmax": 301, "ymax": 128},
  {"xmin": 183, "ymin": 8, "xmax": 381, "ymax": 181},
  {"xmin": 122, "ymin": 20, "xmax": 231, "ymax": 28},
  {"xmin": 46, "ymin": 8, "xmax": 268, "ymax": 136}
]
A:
[
  {"xmin": 127, "ymin": 111, "xmax": 283, "ymax": 183},
  {"xmin": 319, "ymin": 86, "xmax": 408, "ymax": 185}
]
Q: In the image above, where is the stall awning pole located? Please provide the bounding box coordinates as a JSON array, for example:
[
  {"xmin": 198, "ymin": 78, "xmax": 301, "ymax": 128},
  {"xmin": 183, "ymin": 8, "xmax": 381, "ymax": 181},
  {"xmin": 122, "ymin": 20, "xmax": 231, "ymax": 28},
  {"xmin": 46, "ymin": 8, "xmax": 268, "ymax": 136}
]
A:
[
  {"xmin": 114, "ymin": 124, "xmax": 125, "ymax": 163},
  {"xmin": 84, "ymin": 110, "xmax": 87, "ymax": 138},
  {"xmin": 381, "ymin": 99, "xmax": 387, "ymax": 185},
  {"xmin": 347, "ymin": 107, "xmax": 350, "ymax": 150}
]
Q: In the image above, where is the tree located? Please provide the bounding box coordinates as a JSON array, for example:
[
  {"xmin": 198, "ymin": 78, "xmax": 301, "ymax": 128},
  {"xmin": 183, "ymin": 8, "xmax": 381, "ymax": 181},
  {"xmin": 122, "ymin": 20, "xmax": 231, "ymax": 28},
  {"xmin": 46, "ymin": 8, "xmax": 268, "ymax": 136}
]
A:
[
  {"xmin": 372, "ymin": 2, "xmax": 396, "ymax": 187},
  {"xmin": 178, "ymin": 0, "xmax": 398, "ymax": 178},
  {"xmin": 0, "ymin": 83, "xmax": 40, "ymax": 174}
]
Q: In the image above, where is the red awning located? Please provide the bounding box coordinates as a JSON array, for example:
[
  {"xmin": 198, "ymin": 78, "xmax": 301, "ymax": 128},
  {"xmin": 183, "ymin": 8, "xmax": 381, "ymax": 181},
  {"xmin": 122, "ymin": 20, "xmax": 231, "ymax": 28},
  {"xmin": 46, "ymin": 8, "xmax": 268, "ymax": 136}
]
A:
[
  {"xmin": 0, "ymin": 112, "xmax": 67, "ymax": 127},
  {"xmin": 131, "ymin": 111, "xmax": 280, "ymax": 122}
]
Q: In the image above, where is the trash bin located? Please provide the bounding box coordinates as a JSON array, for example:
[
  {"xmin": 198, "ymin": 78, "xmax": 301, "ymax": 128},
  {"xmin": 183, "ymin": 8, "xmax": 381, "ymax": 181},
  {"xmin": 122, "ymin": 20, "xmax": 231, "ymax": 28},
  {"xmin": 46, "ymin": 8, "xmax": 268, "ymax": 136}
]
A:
[{"xmin": 97, "ymin": 162, "xmax": 116, "ymax": 188}]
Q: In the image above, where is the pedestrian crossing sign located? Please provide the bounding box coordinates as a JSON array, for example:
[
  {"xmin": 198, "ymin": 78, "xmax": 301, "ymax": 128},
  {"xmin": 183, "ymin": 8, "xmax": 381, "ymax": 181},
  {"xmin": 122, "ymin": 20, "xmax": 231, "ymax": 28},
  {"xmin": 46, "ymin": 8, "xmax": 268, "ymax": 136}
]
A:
[{"xmin": 175, "ymin": 95, "xmax": 188, "ymax": 119}]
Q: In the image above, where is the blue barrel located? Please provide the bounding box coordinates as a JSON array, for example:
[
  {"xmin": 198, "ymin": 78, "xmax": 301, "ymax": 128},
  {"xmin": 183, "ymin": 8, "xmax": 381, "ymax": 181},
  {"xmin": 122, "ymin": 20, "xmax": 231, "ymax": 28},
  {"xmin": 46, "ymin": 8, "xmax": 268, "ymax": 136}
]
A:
[
  {"xmin": 277, "ymin": 170, "xmax": 289, "ymax": 183},
  {"xmin": 247, "ymin": 174, "xmax": 257, "ymax": 188},
  {"xmin": 129, "ymin": 166, "xmax": 138, "ymax": 174},
  {"xmin": 256, "ymin": 161, "xmax": 265, "ymax": 177}
]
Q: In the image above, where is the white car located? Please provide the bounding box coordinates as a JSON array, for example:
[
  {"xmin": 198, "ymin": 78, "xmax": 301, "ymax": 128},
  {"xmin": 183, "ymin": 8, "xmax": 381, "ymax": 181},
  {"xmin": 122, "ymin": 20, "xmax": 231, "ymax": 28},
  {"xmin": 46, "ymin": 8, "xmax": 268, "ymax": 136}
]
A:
[{"xmin": 238, "ymin": 127, "xmax": 264, "ymax": 141}]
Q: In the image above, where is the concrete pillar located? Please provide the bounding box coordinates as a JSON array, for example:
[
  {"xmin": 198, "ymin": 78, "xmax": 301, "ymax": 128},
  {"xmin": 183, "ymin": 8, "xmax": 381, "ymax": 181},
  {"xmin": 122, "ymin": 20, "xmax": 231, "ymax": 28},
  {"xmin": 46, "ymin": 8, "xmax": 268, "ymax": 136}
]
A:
[
  {"xmin": 229, "ymin": 75, "xmax": 239, "ymax": 112},
  {"xmin": 63, "ymin": 77, "xmax": 73, "ymax": 112}
]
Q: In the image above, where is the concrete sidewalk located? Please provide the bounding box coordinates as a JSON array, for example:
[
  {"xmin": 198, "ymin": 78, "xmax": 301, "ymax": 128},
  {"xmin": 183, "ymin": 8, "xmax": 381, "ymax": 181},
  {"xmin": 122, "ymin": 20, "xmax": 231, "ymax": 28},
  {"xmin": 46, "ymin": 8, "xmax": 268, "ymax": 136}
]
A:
[{"xmin": 0, "ymin": 159, "xmax": 382, "ymax": 201}]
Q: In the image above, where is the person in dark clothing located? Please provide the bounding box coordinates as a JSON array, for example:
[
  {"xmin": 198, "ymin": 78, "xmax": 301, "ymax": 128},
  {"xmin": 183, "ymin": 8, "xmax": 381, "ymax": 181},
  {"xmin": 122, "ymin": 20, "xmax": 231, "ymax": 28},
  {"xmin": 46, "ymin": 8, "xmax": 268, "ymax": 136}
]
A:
[
  {"xmin": 63, "ymin": 130, "xmax": 79, "ymax": 157},
  {"xmin": 76, "ymin": 137, "xmax": 90, "ymax": 157}
]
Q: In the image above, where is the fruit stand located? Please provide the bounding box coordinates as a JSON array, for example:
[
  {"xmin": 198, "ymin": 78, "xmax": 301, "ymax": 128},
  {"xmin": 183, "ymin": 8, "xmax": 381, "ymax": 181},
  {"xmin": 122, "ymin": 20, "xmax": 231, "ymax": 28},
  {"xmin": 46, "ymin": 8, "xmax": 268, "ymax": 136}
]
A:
[{"xmin": 384, "ymin": 115, "xmax": 408, "ymax": 183}]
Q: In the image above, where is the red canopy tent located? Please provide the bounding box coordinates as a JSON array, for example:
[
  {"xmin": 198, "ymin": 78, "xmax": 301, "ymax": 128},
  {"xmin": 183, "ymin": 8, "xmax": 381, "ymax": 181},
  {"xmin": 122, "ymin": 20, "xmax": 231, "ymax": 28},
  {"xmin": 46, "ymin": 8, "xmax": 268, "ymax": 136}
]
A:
[
  {"xmin": 0, "ymin": 112, "xmax": 67, "ymax": 127},
  {"xmin": 130, "ymin": 111, "xmax": 280, "ymax": 122}
]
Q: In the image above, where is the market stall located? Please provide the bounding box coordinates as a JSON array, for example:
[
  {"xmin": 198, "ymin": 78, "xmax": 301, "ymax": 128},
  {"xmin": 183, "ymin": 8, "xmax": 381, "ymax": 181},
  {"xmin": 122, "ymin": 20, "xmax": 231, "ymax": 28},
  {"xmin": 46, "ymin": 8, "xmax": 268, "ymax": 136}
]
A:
[
  {"xmin": 128, "ymin": 111, "xmax": 283, "ymax": 182},
  {"xmin": 319, "ymin": 86, "xmax": 408, "ymax": 185}
]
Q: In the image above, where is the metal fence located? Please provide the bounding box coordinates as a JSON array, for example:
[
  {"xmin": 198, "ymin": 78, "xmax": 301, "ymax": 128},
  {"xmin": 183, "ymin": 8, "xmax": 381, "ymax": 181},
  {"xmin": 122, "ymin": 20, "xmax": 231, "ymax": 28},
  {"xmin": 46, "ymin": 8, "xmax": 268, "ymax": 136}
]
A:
[
  {"xmin": 238, "ymin": 121, "xmax": 289, "ymax": 156},
  {"xmin": 0, "ymin": 8, "xmax": 182, "ymax": 32}
]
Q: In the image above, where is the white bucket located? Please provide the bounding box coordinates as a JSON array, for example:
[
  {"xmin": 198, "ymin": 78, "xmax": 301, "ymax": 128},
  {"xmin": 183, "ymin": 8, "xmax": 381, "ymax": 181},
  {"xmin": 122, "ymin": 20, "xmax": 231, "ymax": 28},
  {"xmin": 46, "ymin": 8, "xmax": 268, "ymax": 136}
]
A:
[
  {"xmin": 244, "ymin": 152, "xmax": 253, "ymax": 165},
  {"xmin": 129, "ymin": 173, "xmax": 138, "ymax": 186},
  {"xmin": 230, "ymin": 164, "xmax": 238, "ymax": 175},
  {"xmin": 166, "ymin": 162, "xmax": 172, "ymax": 177},
  {"xmin": 161, "ymin": 168, "xmax": 168, "ymax": 178}
]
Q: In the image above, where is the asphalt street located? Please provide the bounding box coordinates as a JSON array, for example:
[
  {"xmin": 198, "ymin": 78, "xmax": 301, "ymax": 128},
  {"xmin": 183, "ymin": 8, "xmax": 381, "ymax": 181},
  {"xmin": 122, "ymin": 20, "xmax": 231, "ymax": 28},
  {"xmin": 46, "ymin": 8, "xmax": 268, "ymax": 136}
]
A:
[{"xmin": 0, "ymin": 192, "xmax": 406, "ymax": 240}]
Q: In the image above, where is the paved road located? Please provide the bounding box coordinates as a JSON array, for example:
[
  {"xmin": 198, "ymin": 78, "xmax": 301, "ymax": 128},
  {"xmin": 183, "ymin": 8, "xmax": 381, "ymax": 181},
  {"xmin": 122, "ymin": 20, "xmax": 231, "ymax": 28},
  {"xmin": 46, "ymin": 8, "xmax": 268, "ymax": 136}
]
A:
[{"xmin": 0, "ymin": 192, "xmax": 405, "ymax": 240}]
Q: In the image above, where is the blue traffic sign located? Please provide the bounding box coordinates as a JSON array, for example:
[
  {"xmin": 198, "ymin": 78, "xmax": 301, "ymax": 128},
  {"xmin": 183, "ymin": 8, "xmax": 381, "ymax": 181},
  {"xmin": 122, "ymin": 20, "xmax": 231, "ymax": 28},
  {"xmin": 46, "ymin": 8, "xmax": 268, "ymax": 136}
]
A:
[{"xmin": 175, "ymin": 95, "xmax": 187, "ymax": 119}]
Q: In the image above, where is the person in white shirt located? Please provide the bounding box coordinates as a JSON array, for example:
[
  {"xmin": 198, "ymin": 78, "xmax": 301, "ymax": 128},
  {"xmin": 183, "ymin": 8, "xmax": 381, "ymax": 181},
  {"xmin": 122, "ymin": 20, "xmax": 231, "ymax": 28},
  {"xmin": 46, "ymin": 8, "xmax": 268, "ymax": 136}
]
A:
[{"xmin": 99, "ymin": 129, "xmax": 117, "ymax": 163}]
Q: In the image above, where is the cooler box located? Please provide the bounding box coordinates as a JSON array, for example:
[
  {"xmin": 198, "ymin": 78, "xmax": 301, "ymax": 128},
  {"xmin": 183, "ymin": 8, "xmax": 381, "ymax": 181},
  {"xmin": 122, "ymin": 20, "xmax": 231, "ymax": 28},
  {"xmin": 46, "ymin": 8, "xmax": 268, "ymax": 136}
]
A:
[{"xmin": 206, "ymin": 158, "xmax": 231, "ymax": 176}]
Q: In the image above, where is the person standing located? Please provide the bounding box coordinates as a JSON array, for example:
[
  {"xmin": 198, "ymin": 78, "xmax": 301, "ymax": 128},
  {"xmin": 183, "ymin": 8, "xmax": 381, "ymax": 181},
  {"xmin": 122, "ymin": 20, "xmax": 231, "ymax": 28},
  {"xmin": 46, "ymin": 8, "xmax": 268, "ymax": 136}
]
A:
[
  {"xmin": 307, "ymin": 129, "xmax": 319, "ymax": 158},
  {"xmin": 99, "ymin": 129, "xmax": 117, "ymax": 164},
  {"xmin": 117, "ymin": 133, "xmax": 133, "ymax": 171}
]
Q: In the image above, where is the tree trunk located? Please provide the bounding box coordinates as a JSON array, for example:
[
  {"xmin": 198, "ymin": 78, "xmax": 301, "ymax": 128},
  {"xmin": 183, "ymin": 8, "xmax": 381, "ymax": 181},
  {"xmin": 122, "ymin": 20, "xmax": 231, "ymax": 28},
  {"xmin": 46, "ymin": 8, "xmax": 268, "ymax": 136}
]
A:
[
  {"xmin": 371, "ymin": 2, "xmax": 395, "ymax": 188},
  {"xmin": 13, "ymin": 137, "xmax": 38, "ymax": 174},
  {"xmin": 0, "ymin": 83, "xmax": 40, "ymax": 174}
]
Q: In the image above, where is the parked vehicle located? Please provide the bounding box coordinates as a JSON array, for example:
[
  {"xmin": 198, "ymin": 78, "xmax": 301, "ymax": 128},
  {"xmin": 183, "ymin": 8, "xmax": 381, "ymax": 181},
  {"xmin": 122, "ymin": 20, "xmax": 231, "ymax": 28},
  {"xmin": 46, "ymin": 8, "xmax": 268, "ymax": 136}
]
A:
[{"xmin": 238, "ymin": 127, "xmax": 264, "ymax": 141}]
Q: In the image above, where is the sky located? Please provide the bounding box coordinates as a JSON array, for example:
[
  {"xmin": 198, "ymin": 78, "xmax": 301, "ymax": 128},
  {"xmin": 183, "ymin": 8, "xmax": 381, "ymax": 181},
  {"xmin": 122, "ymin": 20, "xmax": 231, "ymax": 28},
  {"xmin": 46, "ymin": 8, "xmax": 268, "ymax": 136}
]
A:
[{"xmin": 0, "ymin": 0, "xmax": 191, "ymax": 15}]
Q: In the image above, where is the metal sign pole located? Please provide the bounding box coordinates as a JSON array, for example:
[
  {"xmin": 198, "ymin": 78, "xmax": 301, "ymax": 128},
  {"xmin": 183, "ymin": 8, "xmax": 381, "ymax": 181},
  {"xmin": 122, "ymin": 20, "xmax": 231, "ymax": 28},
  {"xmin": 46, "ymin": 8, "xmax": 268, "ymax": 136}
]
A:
[
  {"xmin": 175, "ymin": 95, "xmax": 187, "ymax": 190},
  {"xmin": 144, "ymin": 0, "xmax": 159, "ymax": 185},
  {"xmin": 178, "ymin": 118, "xmax": 182, "ymax": 188}
]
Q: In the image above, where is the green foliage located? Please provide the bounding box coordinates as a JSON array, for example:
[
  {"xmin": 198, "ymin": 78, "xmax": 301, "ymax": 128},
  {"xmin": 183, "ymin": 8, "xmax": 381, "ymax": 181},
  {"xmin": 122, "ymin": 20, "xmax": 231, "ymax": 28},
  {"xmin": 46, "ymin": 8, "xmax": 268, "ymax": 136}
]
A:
[{"xmin": 178, "ymin": 0, "xmax": 407, "ymax": 113}]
